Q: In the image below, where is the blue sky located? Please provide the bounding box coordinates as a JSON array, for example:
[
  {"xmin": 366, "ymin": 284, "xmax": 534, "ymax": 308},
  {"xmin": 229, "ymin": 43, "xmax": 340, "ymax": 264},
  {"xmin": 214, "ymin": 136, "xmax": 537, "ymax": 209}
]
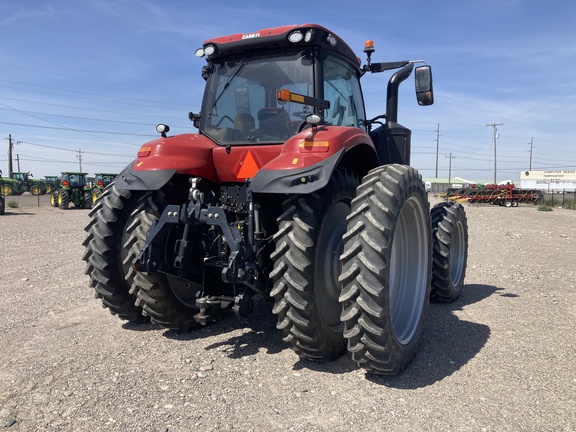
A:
[{"xmin": 1, "ymin": 0, "xmax": 575, "ymax": 182}]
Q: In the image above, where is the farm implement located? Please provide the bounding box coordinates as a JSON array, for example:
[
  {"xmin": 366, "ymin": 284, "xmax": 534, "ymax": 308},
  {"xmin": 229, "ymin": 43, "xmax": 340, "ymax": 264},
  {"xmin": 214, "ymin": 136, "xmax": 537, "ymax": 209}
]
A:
[{"xmin": 442, "ymin": 184, "xmax": 542, "ymax": 207}]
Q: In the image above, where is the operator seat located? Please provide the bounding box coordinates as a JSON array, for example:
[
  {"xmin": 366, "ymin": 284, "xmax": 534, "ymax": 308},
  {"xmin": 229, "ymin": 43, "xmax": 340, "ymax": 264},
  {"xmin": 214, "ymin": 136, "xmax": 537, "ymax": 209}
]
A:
[
  {"xmin": 257, "ymin": 108, "xmax": 292, "ymax": 140},
  {"xmin": 234, "ymin": 113, "xmax": 255, "ymax": 139}
]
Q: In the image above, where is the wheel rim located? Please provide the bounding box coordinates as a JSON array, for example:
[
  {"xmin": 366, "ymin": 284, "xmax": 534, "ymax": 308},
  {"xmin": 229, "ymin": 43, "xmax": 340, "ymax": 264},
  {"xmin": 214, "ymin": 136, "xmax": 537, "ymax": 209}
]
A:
[
  {"xmin": 316, "ymin": 201, "xmax": 350, "ymax": 331},
  {"xmin": 389, "ymin": 196, "xmax": 429, "ymax": 345},
  {"xmin": 450, "ymin": 220, "xmax": 466, "ymax": 287}
]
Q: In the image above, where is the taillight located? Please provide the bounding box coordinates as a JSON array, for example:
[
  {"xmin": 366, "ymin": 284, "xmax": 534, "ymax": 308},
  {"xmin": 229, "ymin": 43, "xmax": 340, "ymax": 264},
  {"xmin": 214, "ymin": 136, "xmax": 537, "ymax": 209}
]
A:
[
  {"xmin": 299, "ymin": 140, "xmax": 329, "ymax": 153},
  {"xmin": 138, "ymin": 146, "xmax": 152, "ymax": 157}
]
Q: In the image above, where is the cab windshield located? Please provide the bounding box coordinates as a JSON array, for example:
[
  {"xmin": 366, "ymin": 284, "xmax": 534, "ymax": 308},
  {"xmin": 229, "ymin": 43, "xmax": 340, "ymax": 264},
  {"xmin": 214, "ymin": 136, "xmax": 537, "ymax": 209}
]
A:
[
  {"xmin": 202, "ymin": 50, "xmax": 313, "ymax": 144},
  {"xmin": 67, "ymin": 175, "xmax": 86, "ymax": 187}
]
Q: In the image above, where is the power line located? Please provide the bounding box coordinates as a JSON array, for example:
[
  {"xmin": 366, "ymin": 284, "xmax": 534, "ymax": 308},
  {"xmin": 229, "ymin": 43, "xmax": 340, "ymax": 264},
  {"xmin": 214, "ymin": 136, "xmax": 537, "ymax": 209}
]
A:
[{"xmin": 0, "ymin": 101, "xmax": 154, "ymax": 144}]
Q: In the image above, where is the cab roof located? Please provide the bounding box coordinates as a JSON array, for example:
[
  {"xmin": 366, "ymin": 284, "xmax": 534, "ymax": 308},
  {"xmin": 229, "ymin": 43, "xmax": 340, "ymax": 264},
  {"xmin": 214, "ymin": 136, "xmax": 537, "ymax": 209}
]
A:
[{"xmin": 199, "ymin": 24, "xmax": 360, "ymax": 68}]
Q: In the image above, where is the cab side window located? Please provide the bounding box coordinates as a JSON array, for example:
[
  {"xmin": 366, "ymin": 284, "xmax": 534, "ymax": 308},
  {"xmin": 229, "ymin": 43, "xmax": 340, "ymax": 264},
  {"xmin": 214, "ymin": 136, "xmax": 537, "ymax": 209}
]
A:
[{"xmin": 323, "ymin": 56, "xmax": 365, "ymax": 127}]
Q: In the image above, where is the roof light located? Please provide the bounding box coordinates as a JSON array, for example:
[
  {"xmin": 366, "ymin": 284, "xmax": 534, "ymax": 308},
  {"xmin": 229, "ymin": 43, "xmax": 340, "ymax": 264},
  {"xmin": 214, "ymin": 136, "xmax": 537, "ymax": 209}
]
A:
[
  {"xmin": 204, "ymin": 45, "xmax": 216, "ymax": 56},
  {"xmin": 195, "ymin": 48, "xmax": 205, "ymax": 58},
  {"xmin": 304, "ymin": 29, "xmax": 314, "ymax": 42},
  {"xmin": 327, "ymin": 34, "xmax": 337, "ymax": 47},
  {"xmin": 288, "ymin": 31, "xmax": 304, "ymax": 43}
]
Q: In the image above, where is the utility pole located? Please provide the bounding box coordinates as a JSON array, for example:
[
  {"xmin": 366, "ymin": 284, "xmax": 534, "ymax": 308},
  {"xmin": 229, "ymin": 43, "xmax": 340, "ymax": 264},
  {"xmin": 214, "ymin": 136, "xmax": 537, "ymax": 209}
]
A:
[
  {"xmin": 446, "ymin": 152, "xmax": 455, "ymax": 184},
  {"xmin": 8, "ymin": 134, "xmax": 13, "ymax": 176},
  {"xmin": 16, "ymin": 154, "xmax": 20, "ymax": 172},
  {"xmin": 486, "ymin": 123, "xmax": 503, "ymax": 184},
  {"xmin": 76, "ymin": 148, "xmax": 84, "ymax": 172},
  {"xmin": 529, "ymin": 138, "xmax": 533, "ymax": 170},
  {"xmin": 435, "ymin": 123, "xmax": 440, "ymax": 178}
]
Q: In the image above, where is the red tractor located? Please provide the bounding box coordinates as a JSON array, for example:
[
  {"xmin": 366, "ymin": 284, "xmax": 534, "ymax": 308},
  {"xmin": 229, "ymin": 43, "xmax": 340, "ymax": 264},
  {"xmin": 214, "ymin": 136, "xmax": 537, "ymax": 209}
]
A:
[{"xmin": 83, "ymin": 24, "xmax": 468, "ymax": 375}]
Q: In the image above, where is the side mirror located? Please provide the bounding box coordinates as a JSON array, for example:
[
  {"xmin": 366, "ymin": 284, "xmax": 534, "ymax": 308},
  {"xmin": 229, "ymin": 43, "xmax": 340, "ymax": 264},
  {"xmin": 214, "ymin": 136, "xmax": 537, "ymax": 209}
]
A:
[{"xmin": 415, "ymin": 65, "xmax": 434, "ymax": 106}]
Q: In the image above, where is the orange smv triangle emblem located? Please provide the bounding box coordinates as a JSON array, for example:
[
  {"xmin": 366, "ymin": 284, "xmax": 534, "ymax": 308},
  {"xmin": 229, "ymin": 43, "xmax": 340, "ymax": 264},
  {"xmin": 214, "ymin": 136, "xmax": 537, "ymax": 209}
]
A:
[{"xmin": 237, "ymin": 150, "xmax": 260, "ymax": 179}]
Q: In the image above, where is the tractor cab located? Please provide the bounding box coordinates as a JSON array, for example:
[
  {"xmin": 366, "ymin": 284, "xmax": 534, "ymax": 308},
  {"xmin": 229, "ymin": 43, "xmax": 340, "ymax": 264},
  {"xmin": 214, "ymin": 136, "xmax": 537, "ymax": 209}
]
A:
[
  {"xmin": 11, "ymin": 172, "xmax": 32, "ymax": 182},
  {"xmin": 60, "ymin": 172, "xmax": 88, "ymax": 188},
  {"xmin": 194, "ymin": 26, "xmax": 366, "ymax": 145},
  {"xmin": 191, "ymin": 24, "xmax": 433, "ymax": 167},
  {"xmin": 94, "ymin": 173, "xmax": 117, "ymax": 188}
]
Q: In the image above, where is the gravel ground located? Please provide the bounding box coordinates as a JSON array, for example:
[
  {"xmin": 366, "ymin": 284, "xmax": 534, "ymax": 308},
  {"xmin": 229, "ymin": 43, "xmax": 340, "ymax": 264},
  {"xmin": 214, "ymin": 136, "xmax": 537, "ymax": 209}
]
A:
[{"xmin": 0, "ymin": 194, "xmax": 575, "ymax": 431}]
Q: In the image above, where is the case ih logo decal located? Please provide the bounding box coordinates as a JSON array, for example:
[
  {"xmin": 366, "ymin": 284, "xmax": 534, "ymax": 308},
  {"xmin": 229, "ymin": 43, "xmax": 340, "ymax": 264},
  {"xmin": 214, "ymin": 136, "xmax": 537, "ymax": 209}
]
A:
[{"xmin": 242, "ymin": 32, "xmax": 260, "ymax": 40}]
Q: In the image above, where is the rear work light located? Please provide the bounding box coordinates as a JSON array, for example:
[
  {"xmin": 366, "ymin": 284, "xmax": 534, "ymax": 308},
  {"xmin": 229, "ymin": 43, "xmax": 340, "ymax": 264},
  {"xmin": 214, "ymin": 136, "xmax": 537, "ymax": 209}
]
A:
[{"xmin": 288, "ymin": 29, "xmax": 314, "ymax": 44}]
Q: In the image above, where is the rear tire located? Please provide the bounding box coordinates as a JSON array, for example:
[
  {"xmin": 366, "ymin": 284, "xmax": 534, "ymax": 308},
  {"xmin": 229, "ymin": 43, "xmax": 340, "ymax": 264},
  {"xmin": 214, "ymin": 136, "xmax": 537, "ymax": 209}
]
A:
[
  {"xmin": 58, "ymin": 190, "xmax": 70, "ymax": 209},
  {"xmin": 50, "ymin": 192, "xmax": 59, "ymax": 207},
  {"xmin": 82, "ymin": 185, "xmax": 148, "ymax": 322},
  {"xmin": 93, "ymin": 188, "xmax": 103, "ymax": 205},
  {"xmin": 128, "ymin": 191, "xmax": 203, "ymax": 331},
  {"xmin": 430, "ymin": 202, "xmax": 468, "ymax": 303},
  {"xmin": 270, "ymin": 168, "xmax": 359, "ymax": 361},
  {"xmin": 339, "ymin": 165, "xmax": 431, "ymax": 375},
  {"xmin": 83, "ymin": 191, "xmax": 93, "ymax": 209}
]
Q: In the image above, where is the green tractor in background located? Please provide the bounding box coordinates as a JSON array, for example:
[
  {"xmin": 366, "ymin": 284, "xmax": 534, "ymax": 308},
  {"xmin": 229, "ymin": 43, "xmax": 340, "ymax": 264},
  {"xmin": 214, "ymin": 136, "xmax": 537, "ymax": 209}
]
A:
[
  {"xmin": 51, "ymin": 172, "xmax": 92, "ymax": 209},
  {"xmin": 0, "ymin": 171, "xmax": 46, "ymax": 196},
  {"xmin": 43, "ymin": 175, "xmax": 60, "ymax": 195},
  {"xmin": 90, "ymin": 172, "xmax": 117, "ymax": 204}
]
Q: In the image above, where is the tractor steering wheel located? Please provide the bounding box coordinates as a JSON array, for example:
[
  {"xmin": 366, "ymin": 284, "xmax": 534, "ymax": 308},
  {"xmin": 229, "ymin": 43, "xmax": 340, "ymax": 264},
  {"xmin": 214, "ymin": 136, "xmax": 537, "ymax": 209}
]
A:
[{"xmin": 214, "ymin": 115, "xmax": 234, "ymax": 128}]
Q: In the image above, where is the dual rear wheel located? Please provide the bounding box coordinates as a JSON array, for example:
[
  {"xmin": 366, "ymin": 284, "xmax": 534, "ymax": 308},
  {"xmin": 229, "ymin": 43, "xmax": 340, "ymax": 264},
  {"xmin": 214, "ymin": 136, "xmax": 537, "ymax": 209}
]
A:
[{"xmin": 271, "ymin": 164, "xmax": 468, "ymax": 375}]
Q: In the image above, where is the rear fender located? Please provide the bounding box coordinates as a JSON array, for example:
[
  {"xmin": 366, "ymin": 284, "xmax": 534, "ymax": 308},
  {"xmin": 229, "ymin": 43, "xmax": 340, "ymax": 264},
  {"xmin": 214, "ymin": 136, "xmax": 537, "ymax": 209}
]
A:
[
  {"xmin": 251, "ymin": 126, "xmax": 376, "ymax": 194},
  {"xmin": 114, "ymin": 163, "xmax": 176, "ymax": 191},
  {"xmin": 133, "ymin": 133, "xmax": 219, "ymax": 180},
  {"xmin": 115, "ymin": 133, "xmax": 220, "ymax": 191}
]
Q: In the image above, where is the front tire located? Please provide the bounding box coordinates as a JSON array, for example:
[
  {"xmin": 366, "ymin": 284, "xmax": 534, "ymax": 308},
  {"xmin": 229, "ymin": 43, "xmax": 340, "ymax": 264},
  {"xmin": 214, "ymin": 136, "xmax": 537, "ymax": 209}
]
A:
[
  {"xmin": 430, "ymin": 202, "xmax": 468, "ymax": 302},
  {"xmin": 82, "ymin": 185, "xmax": 148, "ymax": 322},
  {"xmin": 339, "ymin": 165, "xmax": 432, "ymax": 375},
  {"xmin": 1, "ymin": 184, "xmax": 13, "ymax": 196},
  {"xmin": 270, "ymin": 168, "xmax": 359, "ymax": 361}
]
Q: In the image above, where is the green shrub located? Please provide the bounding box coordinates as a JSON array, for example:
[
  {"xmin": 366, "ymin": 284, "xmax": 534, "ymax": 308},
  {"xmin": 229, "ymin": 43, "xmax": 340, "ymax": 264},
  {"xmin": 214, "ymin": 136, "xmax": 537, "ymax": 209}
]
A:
[
  {"xmin": 538, "ymin": 204, "xmax": 553, "ymax": 212},
  {"xmin": 7, "ymin": 199, "xmax": 19, "ymax": 209}
]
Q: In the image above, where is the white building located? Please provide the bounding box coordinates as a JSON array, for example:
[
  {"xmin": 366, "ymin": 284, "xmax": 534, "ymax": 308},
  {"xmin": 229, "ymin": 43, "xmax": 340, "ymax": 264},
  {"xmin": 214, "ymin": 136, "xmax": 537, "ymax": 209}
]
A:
[{"xmin": 520, "ymin": 170, "xmax": 576, "ymax": 192}]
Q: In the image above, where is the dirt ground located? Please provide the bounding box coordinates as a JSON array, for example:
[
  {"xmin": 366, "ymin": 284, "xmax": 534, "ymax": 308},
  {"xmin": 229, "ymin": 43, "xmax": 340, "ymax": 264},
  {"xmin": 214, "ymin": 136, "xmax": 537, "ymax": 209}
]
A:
[{"xmin": 0, "ymin": 194, "xmax": 575, "ymax": 431}]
